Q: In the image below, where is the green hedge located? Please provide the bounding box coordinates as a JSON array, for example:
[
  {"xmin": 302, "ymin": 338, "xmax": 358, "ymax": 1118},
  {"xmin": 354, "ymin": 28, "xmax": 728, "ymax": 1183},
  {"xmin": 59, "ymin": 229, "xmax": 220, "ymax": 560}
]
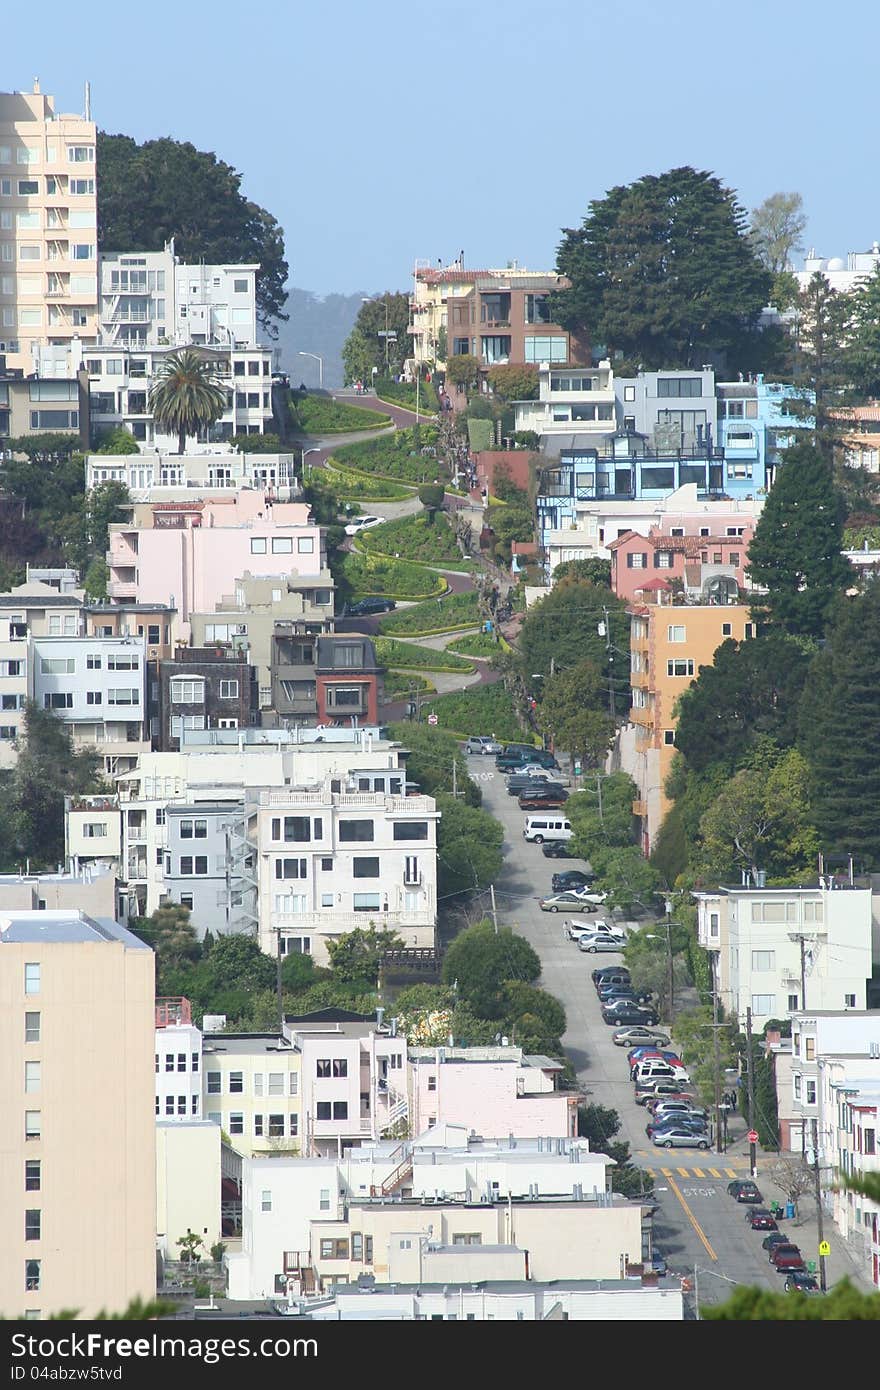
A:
[
  {"xmin": 318, "ymin": 467, "xmax": 414, "ymax": 502},
  {"xmin": 375, "ymin": 377, "xmax": 439, "ymax": 415},
  {"xmin": 378, "ymin": 589, "xmax": 482, "ymax": 636},
  {"xmin": 332, "ymin": 427, "xmax": 441, "ymax": 483},
  {"xmin": 446, "ymin": 631, "xmax": 501, "ymax": 658},
  {"xmin": 421, "ymin": 681, "xmax": 525, "ymax": 742},
  {"xmin": 341, "ymin": 551, "xmax": 446, "ymax": 600},
  {"xmin": 290, "ymin": 392, "xmax": 388, "ymax": 433},
  {"xmin": 374, "ymin": 638, "xmax": 474, "ymax": 673},
  {"xmin": 382, "ymin": 670, "xmax": 435, "ymax": 697},
  {"xmin": 360, "ymin": 513, "xmax": 463, "ymax": 567}
]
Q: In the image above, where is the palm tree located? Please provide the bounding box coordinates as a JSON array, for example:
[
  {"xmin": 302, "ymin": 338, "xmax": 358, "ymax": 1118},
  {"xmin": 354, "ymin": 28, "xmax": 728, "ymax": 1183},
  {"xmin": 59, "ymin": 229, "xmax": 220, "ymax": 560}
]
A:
[{"xmin": 148, "ymin": 349, "xmax": 228, "ymax": 454}]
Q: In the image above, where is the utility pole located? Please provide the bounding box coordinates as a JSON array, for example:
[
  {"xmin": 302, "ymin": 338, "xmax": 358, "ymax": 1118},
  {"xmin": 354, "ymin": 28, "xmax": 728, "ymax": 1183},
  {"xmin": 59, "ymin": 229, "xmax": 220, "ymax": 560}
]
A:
[
  {"xmin": 712, "ymin": 987, "xmax": 723, "ymax": 1154},
  {"xmin": 745, "ymin": 1006, "xmax": 757, "ymax": 1179},
  {"xmin": 665, "ymin": 918, "xmax": 674, "ymax": 1024},
  {"xmin": 276, "ymin": 929, "xmax": 284, "ymax": 1034},
  {"xmin": 452, "ymin": 757, "xmax": 458, "ymax": 800},
  {"xmin": 489, "ymin": 884, "xmax": 498, "ymax": 935},
  {"xmin": 811, "ymin": 1116, "xmax": 828, "ymax": 1292},
  {"xmin": 600, "ymin": 606, "xmax": 616, "ymax": 720}
]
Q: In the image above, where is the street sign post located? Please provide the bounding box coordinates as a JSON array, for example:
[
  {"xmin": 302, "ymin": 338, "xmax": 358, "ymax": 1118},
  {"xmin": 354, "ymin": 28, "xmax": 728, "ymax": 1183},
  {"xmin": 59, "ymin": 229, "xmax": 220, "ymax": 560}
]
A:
[{"xmin": 427, "ymin": 713, "xmax": 438, "ymax": 726}]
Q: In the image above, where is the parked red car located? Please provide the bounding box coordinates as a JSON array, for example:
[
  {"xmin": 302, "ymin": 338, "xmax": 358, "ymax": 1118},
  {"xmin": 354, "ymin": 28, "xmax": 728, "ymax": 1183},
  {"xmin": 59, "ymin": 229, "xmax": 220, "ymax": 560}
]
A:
[
  {"xmin": 748, "ymin": 1210, "xmax": 779, "ymax": 1231},
  {"xmin": 770, "ymin": 1244, "xmax": 805, "ymax": 1272}
]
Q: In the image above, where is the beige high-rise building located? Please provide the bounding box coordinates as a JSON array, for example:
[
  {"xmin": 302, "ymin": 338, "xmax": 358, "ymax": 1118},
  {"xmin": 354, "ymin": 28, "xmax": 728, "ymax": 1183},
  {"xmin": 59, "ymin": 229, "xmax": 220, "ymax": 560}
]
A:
[
  {"xmin": 0, "ymin": 910, "xmax": 156, "ymax": 1318},
  {"xmin": 0, "ymin": 82, "xmax": 98, "ymax": 377}
]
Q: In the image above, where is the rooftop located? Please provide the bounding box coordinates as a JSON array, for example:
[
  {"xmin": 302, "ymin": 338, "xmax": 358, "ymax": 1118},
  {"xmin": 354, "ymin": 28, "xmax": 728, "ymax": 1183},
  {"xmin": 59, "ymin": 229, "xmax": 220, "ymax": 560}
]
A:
[{"xmin": 0, "ymin": 910, "xmax": 149, "ymax": 949}]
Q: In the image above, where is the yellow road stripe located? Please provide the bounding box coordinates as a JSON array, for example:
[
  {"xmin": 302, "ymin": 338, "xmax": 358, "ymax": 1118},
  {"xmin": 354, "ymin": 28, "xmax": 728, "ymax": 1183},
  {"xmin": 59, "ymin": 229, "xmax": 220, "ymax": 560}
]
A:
[
  {"xmin": 661, "ymin": 1167, "xmax": 674, "ymax": 1177},
  {"xmin": 725, "ymin": 1168, "xmax": 737, "ymax": 1178},
  {"xmin": 665, "ymin": 1172, "xmax": 717, "ymax": 1261},
  {"xmin": 691, "ymin": 1168, "xmax": 705, "ymax": 1178},
  {"xmin": 708, "ymin": 1168, "xmax": 721, "ymax": 1178},
  {"xmin": 677, "ymin": 1167, "xmax": 690, "ymax": 1177}
]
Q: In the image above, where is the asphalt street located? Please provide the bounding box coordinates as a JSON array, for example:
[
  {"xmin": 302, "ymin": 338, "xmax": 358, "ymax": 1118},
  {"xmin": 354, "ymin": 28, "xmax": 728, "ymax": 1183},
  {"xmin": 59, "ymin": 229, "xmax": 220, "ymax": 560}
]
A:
[{"xmin": 466, "ymin": 752, "xmax": 854, "ymax": 1310}]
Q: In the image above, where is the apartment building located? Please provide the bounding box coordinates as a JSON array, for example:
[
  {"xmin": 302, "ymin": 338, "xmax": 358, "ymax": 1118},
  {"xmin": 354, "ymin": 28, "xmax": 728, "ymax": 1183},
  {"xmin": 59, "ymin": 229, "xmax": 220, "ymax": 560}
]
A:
[
  {"xmin": 191, "ymin": 573, "xmax": 334, "ymax": 716},
  {"xmin": 249, "ymin": 775, "xmax": 438, "ymax": 964},
  {"xmin": 0, "ymin": 579, "xmax": 83, "ymax": 636},
  {"xmin": 695, "ymin": 885, "xmax": 874, "ymax": 1031},
  {"xmin": 0, "ymin": 613, "xmax": 30, "ymax": 762},
  {"xmin": 610, "ymin": 524, "xmax": 754, "ymax": 605},
  {"xmin": 836, "ymin": 1090, "xmax": 880, "ymax": 1287},
  {"xmin": 622, "ymin": 596, "xmax": 755, "ymax": 852},
  {"xmin": 201, "ymin": 1032, "xmax": 303, "ymax": 1159},
  {"xmin": 65, "ymin": 727, "xmax": 404, "ymax": 920},
  {"xmin": 270, "ymin": 632, "xmax": 382, "ymax": 729},
  {"xmin": 288, "ymin": 1013, "xmax": 411, "ymax": 1155},
  {"xmin": 0, "ymin": 864, "xmax": 117, "ymax": 919},
  {"xmin": 31, "ymin": 633, "xmax": 148, "ymax": 774},
  {"xmin": 154, "ymin": 646, "xmax": 258, "ymax": 749},
  {"xmin": 784, "ymin": 1011, "xmax": 880, "ymax": 1154},
  {"xmin": 0, "ymin": 367, "xmax": 89, "ymax": 444},
  {"xmin": 106, "ymin": 493, "xmax": 325, "ymax": 631},
  {"xmin": 83, "ymin": 600, "xmax": 178, "ymax": 661},
  {"xmin": 155, "ymin": 1121, "xmax": 222, "ymax": 1265},
  {"xmin": 514, "ymin": 360, "xmax": 615, "ymax": 442},
  {"xmin": 289, "ymin": 1279, "xmax": 684, "ymax": 1320},
  {"xmin": 87, "ymin": 449, "xmax": 298, "ymax": 501},
  {"xmin": 407, "ymin": 1046, "xmax": 577, "ymax": 1138},
  {"xmin": 541, "ymin": 484, "xmax": 764, "ymax": 576},
  {"xmin": 409, "ymin": 261, "xmax": 586, "ymax": 376},
  {"xmin": 227, "ymin": 1128, "xmax": 638, "ymax": 1299},
  {"xmin": 155, "ymin": 996, "xmax": 203, "ymax": 1123},
  {"xmin": 0, "ymin": 83, "xmax": 98, "ymax": 376},
  {"xmin": 0, "ymin": 909, "xmax": 155, "ymax": 1318}
]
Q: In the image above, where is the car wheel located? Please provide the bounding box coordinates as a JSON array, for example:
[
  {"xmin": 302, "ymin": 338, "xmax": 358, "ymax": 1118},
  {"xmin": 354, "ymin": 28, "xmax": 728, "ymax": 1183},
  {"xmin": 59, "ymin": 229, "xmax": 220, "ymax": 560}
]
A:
[
  {"xmin": 698, "ymin": 1140, "xmax": 708, "ymax": 1150},
  {"xmin": 550, "ymin": 905, "xmax": 559, "ymax": 912},
  {"xmin": 663, "ymin": 1140, "xmax": 673, "ymax": 1149},
  {"xmin": 534, "ymin": 835, "xmax": 543, "ymax": 844}
]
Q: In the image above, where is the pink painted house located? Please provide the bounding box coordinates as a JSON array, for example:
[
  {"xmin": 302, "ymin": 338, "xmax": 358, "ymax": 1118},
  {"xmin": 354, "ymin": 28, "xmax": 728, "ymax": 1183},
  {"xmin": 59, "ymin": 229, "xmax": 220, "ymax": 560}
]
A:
[
  {"xmin": 107, "ymin": 492, "xmax": 326, "ymax": 632},
  {"xmin": 408, "ymin": 1046, "xmax": 578, "ymax": 1139},
  {"xmin": 609, "ymin": 521, "xmax": 755, "ymax": 604}
]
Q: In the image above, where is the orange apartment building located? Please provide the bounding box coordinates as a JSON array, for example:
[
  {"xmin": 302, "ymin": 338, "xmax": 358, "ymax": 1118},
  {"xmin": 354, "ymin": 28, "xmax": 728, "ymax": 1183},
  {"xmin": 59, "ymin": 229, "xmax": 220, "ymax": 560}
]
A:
[{"xmin": 626, "ymin": 593, "xmax": 755, "ymax": 853}]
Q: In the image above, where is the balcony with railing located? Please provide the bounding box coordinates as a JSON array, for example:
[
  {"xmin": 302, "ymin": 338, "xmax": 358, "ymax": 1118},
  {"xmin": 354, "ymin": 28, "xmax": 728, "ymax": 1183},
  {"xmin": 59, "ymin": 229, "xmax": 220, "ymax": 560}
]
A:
[{"xmin": 275, "ymin": 910, "xmax": 435, "ymax": 935}]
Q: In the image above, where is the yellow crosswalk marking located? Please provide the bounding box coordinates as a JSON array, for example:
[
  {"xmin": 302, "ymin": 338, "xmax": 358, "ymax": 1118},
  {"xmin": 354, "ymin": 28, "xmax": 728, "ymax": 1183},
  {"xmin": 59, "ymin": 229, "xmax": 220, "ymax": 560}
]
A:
[
  {"xmin": 661, "ymin": 1167, "xmax": 674, "ymax": 1177},
  {"xmin": 725, "ymin": 1168, "xmax": 736, "ymax": 1178},
  {"xmin": 708, "ymin": 1168, "xmax": 722, "ymax": 1178},
  {"xmin": 691, "ymin": 1168, "xmax": 705, "ymax": 1177},
  {"xmin": 677, "ymin": 1167, "xmax": 689, "ymax": 1177}
]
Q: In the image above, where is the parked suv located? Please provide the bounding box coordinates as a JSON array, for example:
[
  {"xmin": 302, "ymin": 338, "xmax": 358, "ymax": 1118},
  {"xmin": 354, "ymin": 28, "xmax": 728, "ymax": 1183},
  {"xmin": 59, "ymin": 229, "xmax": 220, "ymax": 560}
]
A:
[{"xmin": 465, "ymin": 736, "xmax": 503, "ymax": 755}]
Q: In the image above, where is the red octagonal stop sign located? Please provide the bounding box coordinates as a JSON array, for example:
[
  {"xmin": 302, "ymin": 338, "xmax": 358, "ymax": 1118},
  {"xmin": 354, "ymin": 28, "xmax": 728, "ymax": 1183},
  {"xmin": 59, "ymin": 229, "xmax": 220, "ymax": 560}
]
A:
[{"xmin": 747, "ymin": 1129, "xmax": 759, "ymax": 1144}]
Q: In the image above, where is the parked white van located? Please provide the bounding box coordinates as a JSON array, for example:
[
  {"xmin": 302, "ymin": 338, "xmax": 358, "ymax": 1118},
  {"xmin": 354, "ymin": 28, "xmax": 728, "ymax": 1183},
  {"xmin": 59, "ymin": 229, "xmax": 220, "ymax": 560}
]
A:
[{"xmin": 523, "ymin": 816, "xmax": 572, "ymax": 844}]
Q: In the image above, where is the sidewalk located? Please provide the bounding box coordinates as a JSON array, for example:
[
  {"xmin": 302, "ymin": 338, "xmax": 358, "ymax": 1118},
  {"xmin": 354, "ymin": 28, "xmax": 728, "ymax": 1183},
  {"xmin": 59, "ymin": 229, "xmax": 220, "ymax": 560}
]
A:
[{"xmin": 721, "ymin": 1119, "xmax": 874, "ymax": 1292}]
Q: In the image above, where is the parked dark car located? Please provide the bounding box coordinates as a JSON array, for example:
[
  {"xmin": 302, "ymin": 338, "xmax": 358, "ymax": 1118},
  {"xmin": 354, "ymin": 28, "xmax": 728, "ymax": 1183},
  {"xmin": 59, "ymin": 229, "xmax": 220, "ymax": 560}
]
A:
[
  {"xmin": 770, "ymin": 1245, "xmax": 805, "ymax": 1272},
  {"xmin": 762, "ymin": 1232, "xmax": 792, "ymax": 1253},
  {"xmin": 345, "ymin": 596, "xmax": 396, "ymax": 616},
  {"xmin": 784, "ymin": 1271, "xmax": 820, "ymax": 1293},
  {"xmin": 603, "ymin": 1006, "xmax": 660, "ymax": 1026},
  {"xmin": 728, "ymin": 1180, "xmax": 764, "ymax": 1204},
  {"xmin": 748, "ymin": 1211, "xmax": 779, "ymax": 1232},
  {"xmin": 635, "ymin": 1084, "xmax": 693, "ymax": 1106},
  {"xmin": 594, "ymin": 971, "xmax": 630, "ymax": 991},
  {"xmin": 518, "ymin": 789, "xmax": 568, "ymax": 809},
  {"xmin": 552, "ymin": 871, "xmax": 594, "ymax": 892},
  {"xmin": 646, "ymin": 1117, "xmax": 708, "ymax": 1139},
  {"xmin": 496, "ymin": 745, "xmax": 544, "ymax": 770},
  {"xmin": 541, "ymin": 841, "xmax": 574, "ymax": 859}
]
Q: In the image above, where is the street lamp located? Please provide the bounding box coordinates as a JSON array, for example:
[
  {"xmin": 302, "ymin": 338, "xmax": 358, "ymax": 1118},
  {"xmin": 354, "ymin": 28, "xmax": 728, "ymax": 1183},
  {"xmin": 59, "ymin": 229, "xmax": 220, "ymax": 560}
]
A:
[
  {"xmin": 297, "ymin": 351, "xmax": 324, "ymax": 390},
  {"xmin": 301, "ymin": 447, "xmax": 321, "ymax": 482}
]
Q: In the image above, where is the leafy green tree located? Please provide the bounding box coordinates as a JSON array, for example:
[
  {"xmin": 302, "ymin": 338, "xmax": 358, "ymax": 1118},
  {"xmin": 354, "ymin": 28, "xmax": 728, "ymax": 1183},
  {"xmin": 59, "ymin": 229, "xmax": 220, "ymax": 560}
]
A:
[
  {"xmin": 490, "ymin": 458, "xmax": 531, "ymax": 505},
  {"xmin": 746, "ymin": 442, "xmax": 851, "ymax": 638},
  {"xmin": 539, "ymin": 660, "xmax": 614, "ymax": 770},
  {"xmin": 697, "ymin": 750, "xmax": 818, "ymax": 883},
  {"xmin": 577, "ymin": 1104, "xmax": 653, "ymax": 1198},
  {"xmin": 845, "ymin": 265, "xmax": 880, "ymax": 401},
  {"xmin": 5, "ymin": 703, "xmax": 102, "ymax": 869},
  {"xmin": 194, "ymin": 933, "xmax": 276, "ymax": 998},
  {"xmin": 553, "ymin": 167, "xmax": 772, "ymax": 371},
  {"xmin": 417, "ymin": 483, "xmax": 445, "ymax": 525},
  {"xmin": 387, "ymin": 723, "xmax": 481, "ymax": 807},
  {"xmin": 592, "ymin": 845, "xmax": 660, "ymax": 913},
  {"xmin": 800, "ymin": 583, "xmax": 880, "ymax": 864},
  {"xmin": 442, "ymin": 920, "xmax": 541, "ymax": 1019},
  {"xmin": 96, "ymin": 133, "xmax": 288, "ymax": 331},
  {"xmin": 788, "ymin": 272, "xmax": 854, "ymax": 460},
  {"xmin": 673, "ymin": 635, "xmax": 813, "ymax": 774},
  {"xmin": 650, "ymin": 802, "xmax": 689, "ymax": 887},
  {"xmin": 326, "ymin": 926, "xmax": 404, "ymax": 987},
  {"xmin": 444, "ymin": 354, "xmax": 480, "ymax": 390},
  {"xmin": 149, "ymin": 349, "xmax": 228, "ymax": 454},
  {"xmin": 703, "ymin": 1278, "xmax": 880, "ymax": 1319},
  {"xmin": 518, "ymin": 578, "xmax": 629, "ymax": 713},
  {"xmin": 749, "ymin": 192, "xmax": 807, "ymax": 275},
  {"xmin": 93, "ymin": 425, "xmax": 140, "ymax": 455},
  {"xmin": 487, "ymin": 364, "xmax": 540, "ymax": 400},
  {"xmin": 280, "ymin": 951, "xmax": 319, "ymax": 992},
  {"xmin": 567, "ymin": 772, "xmax": 639, "ymax": 859},
  {"xmin": 435, "ymin": 792, "xmax": 504, "ymax": 899},
  {"xmin": 489, "ymin": 506, "xmax": 534, "ymax": 547},
  {"xmin": 500, "ymin": 981, "xmax": 566, "ymax": 1050},
  {"xmin": 552, "ymin": 558, "xmax": 611, "ymax": 587},
  {"xmin": 132, "ymin": 904, "xmax": 201, "ymax": 988},
  {"xmin": 341, "ymin": 293, "xmax": 410, "ymax": 382}
]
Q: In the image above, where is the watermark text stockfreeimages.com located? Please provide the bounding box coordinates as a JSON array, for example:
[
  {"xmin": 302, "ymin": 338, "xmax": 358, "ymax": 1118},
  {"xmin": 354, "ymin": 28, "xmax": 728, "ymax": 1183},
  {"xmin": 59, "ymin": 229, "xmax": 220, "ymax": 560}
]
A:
[{"xmin": 10, "ymin": 1332, "xmax": 317, "ymax": 1369}]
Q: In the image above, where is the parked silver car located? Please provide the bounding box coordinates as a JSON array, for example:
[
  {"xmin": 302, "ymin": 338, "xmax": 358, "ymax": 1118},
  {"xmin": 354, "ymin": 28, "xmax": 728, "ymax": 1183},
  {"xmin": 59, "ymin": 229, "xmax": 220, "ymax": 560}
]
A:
[
  {"xmin": 651, "ymin": 1126, "xmax": 710, "ymax": 1150},
  {"xmin": 465, "ymin": 736, "xmax": 503, "ymax": 756},
  {"xmin": 578, "ymin": 934, "xmax": 623, "ymax": 954}
]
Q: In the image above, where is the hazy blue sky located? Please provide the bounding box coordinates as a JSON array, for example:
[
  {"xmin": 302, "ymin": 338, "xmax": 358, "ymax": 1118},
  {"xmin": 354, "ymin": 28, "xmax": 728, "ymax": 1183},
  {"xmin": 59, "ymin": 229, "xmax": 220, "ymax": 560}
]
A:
[{"xmin": 8, "ymin": 0, "xmax": 879, "ymax": 296}]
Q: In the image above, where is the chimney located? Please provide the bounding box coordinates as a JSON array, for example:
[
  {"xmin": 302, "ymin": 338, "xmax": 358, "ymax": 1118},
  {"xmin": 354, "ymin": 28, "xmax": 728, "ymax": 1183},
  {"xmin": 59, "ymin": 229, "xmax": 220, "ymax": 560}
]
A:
[{"xmin": 375, "ymin": 1006, "xmax": 384, "ymax": 1029}]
